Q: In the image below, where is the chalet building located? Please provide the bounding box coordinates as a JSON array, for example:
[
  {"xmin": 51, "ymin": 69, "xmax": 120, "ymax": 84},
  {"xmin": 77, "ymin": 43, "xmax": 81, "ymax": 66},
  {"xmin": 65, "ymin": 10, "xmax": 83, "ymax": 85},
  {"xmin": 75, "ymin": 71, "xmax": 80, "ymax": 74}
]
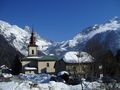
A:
[
  {"xmin": 21, "ymin": 31, "xmax": 58, "ymax": 74},
  {"xmin": 55, "ymin": 51, "xmax": 96, "ymax": 78}
]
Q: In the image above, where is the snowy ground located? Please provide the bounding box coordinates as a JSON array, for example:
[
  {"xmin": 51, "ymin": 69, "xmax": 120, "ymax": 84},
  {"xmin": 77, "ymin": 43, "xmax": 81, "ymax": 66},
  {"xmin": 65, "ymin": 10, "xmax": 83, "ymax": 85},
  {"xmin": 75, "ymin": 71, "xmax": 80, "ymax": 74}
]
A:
[
  {"xmin": 0, "ymin": 74, "xmax": 120, "ymax": 90},
  {"xmin": 0, "ymin": 80, "xmax": 101, "ymax": 90}
]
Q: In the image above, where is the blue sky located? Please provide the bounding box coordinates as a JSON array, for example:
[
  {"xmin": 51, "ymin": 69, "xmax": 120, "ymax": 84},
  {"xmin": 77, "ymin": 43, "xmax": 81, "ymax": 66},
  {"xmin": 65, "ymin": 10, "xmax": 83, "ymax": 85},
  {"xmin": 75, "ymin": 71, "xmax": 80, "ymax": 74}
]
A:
[{"xmin": 0, "ymin": 0, "xmax": 120, "ymax": 41}]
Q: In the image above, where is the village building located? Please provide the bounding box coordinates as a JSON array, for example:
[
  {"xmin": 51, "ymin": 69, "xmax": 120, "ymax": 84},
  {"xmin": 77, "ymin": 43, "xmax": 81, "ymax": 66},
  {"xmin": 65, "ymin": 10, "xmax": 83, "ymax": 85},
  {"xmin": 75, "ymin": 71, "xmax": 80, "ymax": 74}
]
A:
[
  {"xmin": 55, "ymin": 51, "xmax": 96, "ymax": 78},
  {"xmin": 0, "ymin": 65, "xmax": 11, "ymax": 76},
  {"xmin": 21, "ymin": 31, "xmax": 58, "ymax": 74}
]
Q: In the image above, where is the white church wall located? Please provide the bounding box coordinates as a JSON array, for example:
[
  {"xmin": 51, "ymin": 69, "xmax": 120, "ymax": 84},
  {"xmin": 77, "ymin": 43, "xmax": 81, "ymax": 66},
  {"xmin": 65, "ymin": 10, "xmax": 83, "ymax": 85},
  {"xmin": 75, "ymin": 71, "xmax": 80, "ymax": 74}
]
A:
[{"xmin": 28, "ymin": 46, "xmax": 37, "ymax": 56}]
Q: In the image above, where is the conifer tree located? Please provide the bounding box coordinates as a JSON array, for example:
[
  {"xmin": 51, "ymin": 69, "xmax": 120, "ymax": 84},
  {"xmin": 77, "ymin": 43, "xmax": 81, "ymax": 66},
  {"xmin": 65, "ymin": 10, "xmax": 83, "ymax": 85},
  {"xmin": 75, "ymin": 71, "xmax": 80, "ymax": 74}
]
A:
[
  {"xmin": 11, "ymin": 54, "xmax": 22, "ymax": 75},
  {"xmin": 116, "ymin": 49, "xmax": 120, "ymax": 63}
]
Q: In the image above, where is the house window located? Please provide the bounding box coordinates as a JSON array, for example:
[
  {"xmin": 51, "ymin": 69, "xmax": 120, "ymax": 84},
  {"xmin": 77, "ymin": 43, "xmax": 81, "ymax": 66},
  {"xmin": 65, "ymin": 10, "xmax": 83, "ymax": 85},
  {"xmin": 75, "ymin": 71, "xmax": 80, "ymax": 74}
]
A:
[
  {"xmin": 47, "ymin": 63, "xmax": 49, "ymax": 67},
  {"xmin": 32, "ymin": 50, "xmax": 34, "ymax": 54},
  {"xmin": 73, "ymin": 66, "xmax": 76, "ymax": 71}
]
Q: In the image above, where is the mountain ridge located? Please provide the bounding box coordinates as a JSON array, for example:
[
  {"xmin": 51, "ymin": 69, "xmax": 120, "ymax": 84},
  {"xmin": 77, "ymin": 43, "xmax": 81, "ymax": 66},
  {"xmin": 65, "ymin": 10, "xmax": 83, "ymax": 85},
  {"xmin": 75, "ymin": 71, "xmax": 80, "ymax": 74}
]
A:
[
  {"xmin": 0, "ymin": 17, "xmax": 120, "ymax": 59},
  {"xmin": 46, "ymin": 16, "xmax": 120, "ymax": 57}
]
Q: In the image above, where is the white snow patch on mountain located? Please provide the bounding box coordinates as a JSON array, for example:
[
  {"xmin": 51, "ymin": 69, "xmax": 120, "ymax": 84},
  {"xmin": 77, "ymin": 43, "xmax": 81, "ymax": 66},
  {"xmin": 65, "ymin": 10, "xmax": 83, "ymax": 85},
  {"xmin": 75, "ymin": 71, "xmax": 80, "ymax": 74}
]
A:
[{"xmin": 67, "ymin": 19, "xmax": 120, "ymax": 47}]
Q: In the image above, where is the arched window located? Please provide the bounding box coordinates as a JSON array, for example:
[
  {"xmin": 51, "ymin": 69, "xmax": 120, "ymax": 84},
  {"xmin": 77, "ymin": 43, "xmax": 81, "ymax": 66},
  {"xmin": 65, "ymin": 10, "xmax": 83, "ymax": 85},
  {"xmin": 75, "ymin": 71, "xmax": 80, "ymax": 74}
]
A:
[{"xmin": 32, "ymin": 50, "xmax": 34, "ymax": 54}]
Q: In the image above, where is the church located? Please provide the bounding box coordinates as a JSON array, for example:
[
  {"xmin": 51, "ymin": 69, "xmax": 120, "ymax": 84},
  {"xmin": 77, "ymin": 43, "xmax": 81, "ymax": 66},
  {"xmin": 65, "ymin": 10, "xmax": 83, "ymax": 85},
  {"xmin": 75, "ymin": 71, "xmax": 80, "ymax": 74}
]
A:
[{"xmin": 21, "ymin": 31, "xmax": 58, "ymax": 74}]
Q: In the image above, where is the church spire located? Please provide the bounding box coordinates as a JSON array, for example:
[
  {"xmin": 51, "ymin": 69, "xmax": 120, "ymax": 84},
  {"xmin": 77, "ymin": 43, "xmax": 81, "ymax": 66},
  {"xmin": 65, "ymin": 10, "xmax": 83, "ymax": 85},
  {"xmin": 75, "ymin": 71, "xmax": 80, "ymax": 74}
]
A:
[{"xmin": 29, "ymin": 28, "xmax": 36, "ymax": 46}]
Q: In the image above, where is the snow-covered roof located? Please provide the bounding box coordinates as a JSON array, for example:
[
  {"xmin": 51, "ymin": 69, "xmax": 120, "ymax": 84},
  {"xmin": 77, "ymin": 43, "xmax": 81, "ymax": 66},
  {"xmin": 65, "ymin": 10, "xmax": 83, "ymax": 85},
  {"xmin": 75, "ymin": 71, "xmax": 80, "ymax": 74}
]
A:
[
  {"xmin": 22, "ymin": 55, "xmax": 58, "ymax": 61},
  {"xmin": 24, "ymin": 67, "xmax": 37, "ymax": 70},
  {"xmin": 0, "ymin": 65, "xmax": 9, "ymax": 69},
  {"xmin": 26, "ymin": 56, "xmax": 42, "ymax": 59},
  {"xmin": 57, "ymin": 71, "xmax": 69, "ymax": 76},
  {"xmin": 21, "ymin": 56, "xmax": 42, "ymax": 61},
  {"xmin": 63, "ymin": 51, "xmax": 94, "ymax": 63}
]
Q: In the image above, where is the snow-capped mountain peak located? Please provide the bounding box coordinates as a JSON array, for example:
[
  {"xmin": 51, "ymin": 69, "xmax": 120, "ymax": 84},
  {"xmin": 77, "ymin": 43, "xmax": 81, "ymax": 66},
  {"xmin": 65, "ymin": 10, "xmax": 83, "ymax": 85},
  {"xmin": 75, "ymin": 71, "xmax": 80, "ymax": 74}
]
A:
[
  {"xmin": 109, "ymin": 16, "xmax": 120, "ymax": 22},
  {"xmin": 48, "ymin": 17, "xmax": 120, "ymax": 57},
  {"xmin": 69, "ymin": 17, "xmax": 120, "ymax": 46},
  {"xmin": 0, "ymin": 20, "xmax": 52, "ymax": 56}
]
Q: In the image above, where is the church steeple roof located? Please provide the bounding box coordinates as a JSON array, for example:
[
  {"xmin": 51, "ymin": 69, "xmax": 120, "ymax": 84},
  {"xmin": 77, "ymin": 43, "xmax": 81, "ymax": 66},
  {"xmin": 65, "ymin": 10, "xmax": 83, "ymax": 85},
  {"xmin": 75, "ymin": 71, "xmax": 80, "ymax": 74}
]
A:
[{"xmin": 29, "ymin": 28, "xmax": 37, "ymax": 46}]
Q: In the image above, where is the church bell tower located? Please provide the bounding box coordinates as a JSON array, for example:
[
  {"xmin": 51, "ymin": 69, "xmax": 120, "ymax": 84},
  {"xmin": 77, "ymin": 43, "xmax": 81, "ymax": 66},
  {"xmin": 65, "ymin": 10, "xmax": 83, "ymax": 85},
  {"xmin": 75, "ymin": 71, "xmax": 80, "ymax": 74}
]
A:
[{"xmin": 28, "ymin": 30, "xmax": 38, "ymax": 56}]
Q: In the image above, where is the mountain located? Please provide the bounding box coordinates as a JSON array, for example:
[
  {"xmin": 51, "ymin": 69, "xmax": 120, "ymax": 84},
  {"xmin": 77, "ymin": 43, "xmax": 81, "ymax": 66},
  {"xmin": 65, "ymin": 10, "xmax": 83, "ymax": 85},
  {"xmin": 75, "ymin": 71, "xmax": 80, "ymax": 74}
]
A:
[
  {"xmin": 0, "ymin": 34, "xmax": 22, "ymax": 67},
  {"xmin": 0, "ymin": 17, "xmax": 120, "ymax": 66},
  {"xmin": 0, "ymin": 20, "xmax": 52, "ymax": 66},
  {"xmin": 0, "ymin": 20, "xmax": 52, "ymax": 56},
  {"xmin": 47, "ymin": 17, "xmax": 120, "ymax": 58}
]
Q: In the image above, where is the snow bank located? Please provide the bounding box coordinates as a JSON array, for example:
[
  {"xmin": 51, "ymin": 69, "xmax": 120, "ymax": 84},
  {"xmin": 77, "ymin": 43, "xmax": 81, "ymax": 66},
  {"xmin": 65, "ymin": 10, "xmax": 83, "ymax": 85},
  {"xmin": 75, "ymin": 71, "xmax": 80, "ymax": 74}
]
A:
[
  {"xmin": 0, "ymin": 80, "xmax": 99, "ymax": 90},
  {"xmin": 2, "ymin": 73, "xmax": 12, "ymax": 78},
  {"xmin": 1, "ymin": 80, "xmax": 118, "ymax": 90},
  {"xmin": 19, "ymin": 74, "xmax": 51, "ymax": 83},
  {"xmin": 0, "ymin": 74, "xmax": 120, "ymax": 90}
]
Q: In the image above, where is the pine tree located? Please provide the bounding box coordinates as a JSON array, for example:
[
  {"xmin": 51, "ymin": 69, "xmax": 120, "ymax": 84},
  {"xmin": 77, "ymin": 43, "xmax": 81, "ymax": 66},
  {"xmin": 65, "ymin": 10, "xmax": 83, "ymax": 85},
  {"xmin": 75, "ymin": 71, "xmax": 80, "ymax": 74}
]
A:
[
  {"xmin": 116, "ymin": 49, "xmax": 120, "ymax": 63},
  {"xmin": 11, "ymin": 54, "xmax": 22, "ymax": 75},
  {"xmin": 102, "ymin": 50, "xmax": 115, "ymax": 76},
  {"xmin": 115, "ymin": 49, "xmax": 120, "ymax": 76}
]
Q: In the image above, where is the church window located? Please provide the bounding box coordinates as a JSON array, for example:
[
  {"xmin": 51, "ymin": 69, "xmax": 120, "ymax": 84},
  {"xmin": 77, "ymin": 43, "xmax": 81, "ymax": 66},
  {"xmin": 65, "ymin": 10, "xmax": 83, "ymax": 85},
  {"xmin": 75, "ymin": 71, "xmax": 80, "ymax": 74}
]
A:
[
  {"xmin": 47, "ymin": 63, "xmax": 49, "ymax": 67},
  {"xmin": 32, "ymin": 50, "xmax": 34, "ymax": 54}
]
